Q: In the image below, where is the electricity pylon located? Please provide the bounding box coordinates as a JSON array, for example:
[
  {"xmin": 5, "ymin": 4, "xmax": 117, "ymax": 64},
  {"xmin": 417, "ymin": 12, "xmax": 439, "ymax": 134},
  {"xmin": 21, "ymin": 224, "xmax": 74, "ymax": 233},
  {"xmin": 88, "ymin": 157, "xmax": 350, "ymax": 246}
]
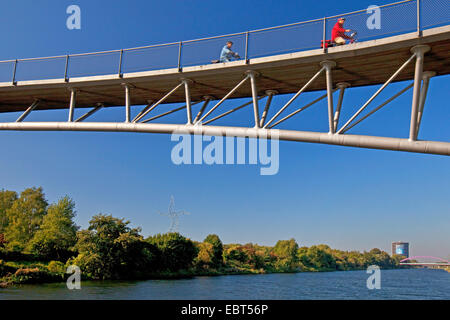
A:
[{"xmin": 158, "ymin": 196, "xmax": 189, "ymax": 233}]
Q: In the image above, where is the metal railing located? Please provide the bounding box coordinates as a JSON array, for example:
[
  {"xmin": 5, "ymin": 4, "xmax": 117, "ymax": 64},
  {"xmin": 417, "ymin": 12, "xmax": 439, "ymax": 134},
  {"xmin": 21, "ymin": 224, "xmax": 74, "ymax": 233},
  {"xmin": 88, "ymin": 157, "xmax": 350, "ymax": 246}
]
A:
[{"xmin": 0, "ymin": 0, "xmax": 448, "ymax": 84}]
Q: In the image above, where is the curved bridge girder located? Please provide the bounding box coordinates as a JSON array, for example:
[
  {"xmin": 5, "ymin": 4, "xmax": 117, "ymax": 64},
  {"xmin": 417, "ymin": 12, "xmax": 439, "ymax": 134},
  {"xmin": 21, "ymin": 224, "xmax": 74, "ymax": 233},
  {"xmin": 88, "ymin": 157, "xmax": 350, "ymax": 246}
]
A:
[{"xmin": 0, "ymin": 122, "xmax": 449, "ymax": 156}]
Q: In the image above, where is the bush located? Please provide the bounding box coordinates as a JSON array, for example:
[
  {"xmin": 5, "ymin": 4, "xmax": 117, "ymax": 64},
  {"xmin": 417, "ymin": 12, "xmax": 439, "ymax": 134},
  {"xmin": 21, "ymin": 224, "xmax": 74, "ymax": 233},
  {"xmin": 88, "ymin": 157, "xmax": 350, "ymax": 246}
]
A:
[
  {"xmin": 147, "ymin": 233, "xmax": 198, "ymax": 272},
  {"xmin": 11, "ymin": 267, "xmax": 62, "ymax": 284},
  {"xmin": 47, "ymin": 260, "xmax": 65, "ymax": 274},
  {"xmin": 0, "ymin": 248, "xmax": 41, "ymax": 262},
  {"xmin": 0, "ymin": 259, "xmax": 17, "ymax": 277}
]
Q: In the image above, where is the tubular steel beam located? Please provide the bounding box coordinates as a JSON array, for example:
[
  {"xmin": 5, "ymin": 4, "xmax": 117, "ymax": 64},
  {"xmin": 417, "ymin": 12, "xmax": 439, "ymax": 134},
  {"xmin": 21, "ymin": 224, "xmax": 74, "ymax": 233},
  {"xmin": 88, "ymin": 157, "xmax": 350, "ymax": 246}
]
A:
[
  {"xmin": 16, "ymin": 100, "xmax": 40, "ymax": 122},
  {"xmin": 75, "ymin": 103, "xmax": 104, "ymax": 122},
  {"xmin": 0, "ymin": 122, "xmax": 448, "ymax": 156},
  {"xmin": 337, "ymin": 52, "xmax": 418, "ymax": 134},
  {"xmin": 409, "ymin": 45, "xmax": 430, "ymax": 140},
  {"xmin": 264, "ymin": 66, "xmax": 326, "ymax": 129}
]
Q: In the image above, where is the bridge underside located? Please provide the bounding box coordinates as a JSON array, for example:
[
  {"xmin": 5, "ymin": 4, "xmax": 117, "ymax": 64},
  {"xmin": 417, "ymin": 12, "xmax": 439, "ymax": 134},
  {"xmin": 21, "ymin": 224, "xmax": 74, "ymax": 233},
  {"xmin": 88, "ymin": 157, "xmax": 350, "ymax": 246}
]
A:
[
  {"xmin": 0, "ymin": 26, "xmax": 449, "ymax": 156},
  {"xmin": 0, "ymin": 26, "xmax": 449, "ymax": 112}
]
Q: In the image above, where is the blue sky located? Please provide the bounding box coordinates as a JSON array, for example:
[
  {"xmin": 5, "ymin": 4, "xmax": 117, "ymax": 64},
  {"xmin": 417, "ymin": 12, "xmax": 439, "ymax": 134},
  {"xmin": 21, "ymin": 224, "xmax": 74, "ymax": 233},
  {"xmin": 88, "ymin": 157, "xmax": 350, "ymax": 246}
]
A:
[{"xmin": 0, "ymin": 0, "xmax": 448, "ymax": 258}]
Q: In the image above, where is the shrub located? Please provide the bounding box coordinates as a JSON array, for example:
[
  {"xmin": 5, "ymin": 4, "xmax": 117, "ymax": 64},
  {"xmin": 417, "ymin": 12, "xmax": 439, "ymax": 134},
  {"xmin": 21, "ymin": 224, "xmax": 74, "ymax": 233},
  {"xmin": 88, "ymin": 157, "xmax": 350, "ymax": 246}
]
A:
[
  {"xmin": 11, "ymin": 267, "xmax": 62, "ymax": 284},
  {"xmin": 47, "ymin": 260, "xmax": 65, "ymax": 274}
]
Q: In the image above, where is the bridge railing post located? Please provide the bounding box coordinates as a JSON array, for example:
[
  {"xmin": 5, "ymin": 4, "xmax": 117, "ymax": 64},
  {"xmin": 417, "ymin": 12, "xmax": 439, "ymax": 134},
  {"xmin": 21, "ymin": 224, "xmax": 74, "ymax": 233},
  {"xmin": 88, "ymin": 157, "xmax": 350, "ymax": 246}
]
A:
[
  {"xmin": 12, "ymin": 59, "xmax": 18, "ymax": 85},
  {"xmin": 118, "ymin": 49, "xmax": 124, "ymax": 78},
  {"xmin": 177, "ymin": 41, "xmax": 183, "ymax": 72},
  {"xmin": 417, "ymin": 0, "xmax": 422, "ymax": 37},
  {"xmin": 64, "ymin": 55, "xmax": 70, "ymax": 82},
  {"xmin": 245, "ymin": 31, "xmax": 250, "ymax": 64},
  {"xmin": 322, "ymin": 17, "xmax": 327, "ymax": 54}
]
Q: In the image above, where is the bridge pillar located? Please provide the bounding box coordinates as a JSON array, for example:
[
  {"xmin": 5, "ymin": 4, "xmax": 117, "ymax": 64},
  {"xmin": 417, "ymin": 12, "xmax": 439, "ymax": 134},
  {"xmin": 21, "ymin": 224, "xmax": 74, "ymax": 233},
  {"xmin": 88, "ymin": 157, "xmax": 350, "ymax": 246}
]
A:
[
  {"xmin": 409, "ymin": 45, "xmax": 430, "ymax": 141},
  {"xmin": 320, "ymin": 60, "xmax": 337, "ymax": 134},
  {"xmin": 246, "ymin": 71, "xmax": 261, "ymax": 128}
]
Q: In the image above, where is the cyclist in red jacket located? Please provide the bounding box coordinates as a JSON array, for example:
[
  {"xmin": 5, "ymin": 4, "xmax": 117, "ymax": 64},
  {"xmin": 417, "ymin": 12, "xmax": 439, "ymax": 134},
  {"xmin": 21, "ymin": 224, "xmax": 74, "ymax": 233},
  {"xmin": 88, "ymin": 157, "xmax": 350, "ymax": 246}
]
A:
[{"xmin": 332, "ymin": 18, "xmax": 354, "ymax": 45}]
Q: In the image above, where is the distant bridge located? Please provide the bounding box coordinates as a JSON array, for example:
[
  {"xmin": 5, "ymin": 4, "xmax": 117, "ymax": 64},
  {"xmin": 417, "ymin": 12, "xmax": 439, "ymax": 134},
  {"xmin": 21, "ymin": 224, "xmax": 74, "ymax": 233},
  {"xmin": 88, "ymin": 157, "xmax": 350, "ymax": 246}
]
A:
[
  {"xmin": 0, "ymin": 0, "xmax": 449, "ymax": 155},
  {"xmin": 399, "ymin": 256, "xmax": 450, "ymax": 267}
]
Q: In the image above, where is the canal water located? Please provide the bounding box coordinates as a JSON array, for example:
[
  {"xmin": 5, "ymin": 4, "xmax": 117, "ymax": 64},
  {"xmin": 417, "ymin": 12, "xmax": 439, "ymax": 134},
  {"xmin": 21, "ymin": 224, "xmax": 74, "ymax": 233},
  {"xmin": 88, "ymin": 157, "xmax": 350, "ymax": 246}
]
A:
[{"xmin": 0, "ymin": 268, "xmax": 448, "ymax": 300}]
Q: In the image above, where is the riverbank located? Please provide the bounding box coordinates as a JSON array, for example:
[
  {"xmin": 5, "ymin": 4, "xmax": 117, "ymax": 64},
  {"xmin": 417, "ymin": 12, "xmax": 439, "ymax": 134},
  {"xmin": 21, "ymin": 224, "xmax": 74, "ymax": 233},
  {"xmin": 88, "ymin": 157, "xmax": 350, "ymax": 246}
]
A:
[{"xmin": 1, "ymin": 258, "xmax": 408, "ymax": 288}]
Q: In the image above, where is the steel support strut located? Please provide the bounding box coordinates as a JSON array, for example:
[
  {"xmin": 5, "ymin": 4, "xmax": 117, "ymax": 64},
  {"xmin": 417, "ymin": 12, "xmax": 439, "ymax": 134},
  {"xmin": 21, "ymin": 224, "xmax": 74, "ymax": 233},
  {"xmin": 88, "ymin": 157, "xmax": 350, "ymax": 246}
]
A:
[
  {"xmin": 342, "ymin": 83, "xmax": 414, "ymax": 134},
  {"xmin": 124, "ymin": 84, "xmax": 131, "ymax": 123},
  {"xmin": 132, "ymin": 100, "xmax": 154, "ymax": 123},
  {"xmin": 198, "ymin": 75, "xmax": 250, "ymax": 124},
  {"xmin": 415, "ymin": 71, "xmax": 435, "ymax": 140},
  {"xmin": 142, "ymin": 101, "xmax": 202, "ymax": 124},
  {"xmin": 337, "ymin": 52, "xmax": 418, "ymax": 134},
  {"xmin": 264, "ymin": 66, "xmax": 326, "ymax": 128},
  {"xmin": 260, "ymin": 90, "xmax": 277, "ymax": 127},
  {"xmin": 134, "ymin": 82, "xmax": 184, "ymax": 123},
  {"xmin": 269, "ymin": 88, "xmax": 339, "ymax": 129},
  {"xmin": 194, "ymin": 96, "xmax": 214, "ymax": 124},
  {"xmin": 68, "ymin": 89, "xmax": 77, "ymax": 122},
  {"xmin": 409, "ymin": 45, "xmax": 430, "ymax": 141},
  {"xmin": 16, "ymin": 100, "xmax": 40, "ymax": 122},
  {"xmin": 75, "ymin": 103, "xmax": 104, "ymax": 122},
  {"xmin": 321, "ymin": 61, "xmax": 336, "ymax": 133},
  {"xmin": 246, "ymin": 71, "xmax": 261, "ymax": 128},
  {"xmin": 182, "ymin": 79, "xmax": 193, "ymax": 124},
  {"xmin": 333, "ymin": 83, "xmax": 350, "ymax": 131},
  {"xmin": 203, "ymin": 95, "xmax": 267, "ymax": 126}
]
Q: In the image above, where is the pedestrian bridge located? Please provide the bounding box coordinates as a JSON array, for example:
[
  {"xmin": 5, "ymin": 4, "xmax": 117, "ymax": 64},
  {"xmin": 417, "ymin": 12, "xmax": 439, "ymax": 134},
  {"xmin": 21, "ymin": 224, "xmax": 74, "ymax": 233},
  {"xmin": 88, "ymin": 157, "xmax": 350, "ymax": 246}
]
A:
[{"xmin": 0, "ymin": 0, "xmax": 449, "ymax": 155}]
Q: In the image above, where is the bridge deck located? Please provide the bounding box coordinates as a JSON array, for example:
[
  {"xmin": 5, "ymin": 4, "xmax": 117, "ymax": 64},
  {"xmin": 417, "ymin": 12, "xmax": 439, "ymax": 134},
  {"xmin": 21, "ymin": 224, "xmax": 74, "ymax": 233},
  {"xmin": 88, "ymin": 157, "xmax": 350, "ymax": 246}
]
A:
[{"xmin": 0, "ymin": 26, "xmax": 449, "ymax": 113}]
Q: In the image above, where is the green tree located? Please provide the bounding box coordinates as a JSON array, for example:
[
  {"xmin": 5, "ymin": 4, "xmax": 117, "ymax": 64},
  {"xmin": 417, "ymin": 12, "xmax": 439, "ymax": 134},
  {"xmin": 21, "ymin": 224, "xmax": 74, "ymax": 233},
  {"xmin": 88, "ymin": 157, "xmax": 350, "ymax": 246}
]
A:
[
  {"xmin": 305, "ymin": 245, "xmax": 336, "ymax": 270},
  {"xmin": 0, "ymin": 189, "xmax": 18, "ymax": 234},
  {"xmin": 146, "ymin": 233, "xmax": 198, "ymax": 272},
  {"xmin": 272, "ymin": 239, "xmax": 299, "ymax": 271},
  {"xmin": 73, "ymin": 214, "xmax": 157, "ymax": 279},
  {"xmin": 27, "ymin": 196, "xmax": 79, "ymax": 260},
  {"xmin": 5, "ymin": 187, "xmax": 48, "ymax": 251},
  {"xmin": 204, "ymin": 234, "xmax": 224, "ymax": 267}
]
